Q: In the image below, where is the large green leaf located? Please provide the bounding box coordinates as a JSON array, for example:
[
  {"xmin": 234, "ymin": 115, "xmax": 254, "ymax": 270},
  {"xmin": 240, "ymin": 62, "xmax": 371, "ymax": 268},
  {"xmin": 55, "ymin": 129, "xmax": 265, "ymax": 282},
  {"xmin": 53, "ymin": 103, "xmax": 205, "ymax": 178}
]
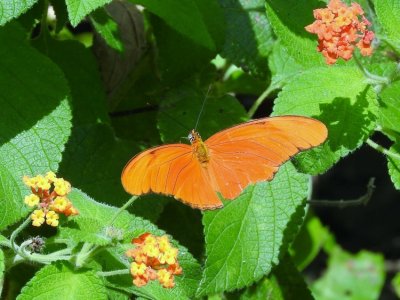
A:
[
  {"xmin": 0, "ymin": 23, "xmax": 72, "ymax": 230},
  {"xmin": 197, "ymin": 163, "xmax": 308, "ymax": 296},
  {"xmin": 265, "ymin": 0, "xmax": 324, "ymax": 68},
  {"xmin": 273, "ymin": 66, "xmax": 378, "ymax": 174},
  {"xmin": 17, "ymin": 263, "xmax": 107, "ymax": 300},
  {"xmin": 219, "ymin": 0, "xmax": 274, "ymax": 77},
  {"xmin": 312, "ymin": 247, "xmax": 385, "ymax": 300},
  {"xmin": 375, "ymin": 0, "xmax": 400, "ymax": 52},
  {"xmin": 0, "ymin": 1, "xmax": 39, "ymax": 26},
  {"xmin": 65, "ymin": 0, "xmax": 112, "ymax": 27}
]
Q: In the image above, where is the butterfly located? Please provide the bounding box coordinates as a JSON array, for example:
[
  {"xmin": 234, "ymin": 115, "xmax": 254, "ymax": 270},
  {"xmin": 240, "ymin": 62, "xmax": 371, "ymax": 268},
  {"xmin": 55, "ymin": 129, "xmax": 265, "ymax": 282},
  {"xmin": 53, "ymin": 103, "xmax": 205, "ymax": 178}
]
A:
[{"xmin": 121, "ymin": 116, "xmax": 328, "ymax": 210}]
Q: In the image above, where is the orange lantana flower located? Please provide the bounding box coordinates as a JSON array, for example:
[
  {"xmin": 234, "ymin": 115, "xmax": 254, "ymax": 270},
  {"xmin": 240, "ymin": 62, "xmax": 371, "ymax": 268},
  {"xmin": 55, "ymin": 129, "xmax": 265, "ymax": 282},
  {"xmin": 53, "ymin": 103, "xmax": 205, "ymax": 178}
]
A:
[
  {"xmin": 126, "ymin": 233, "xmax": 183, "ymax": 288},
  {"xmin": 305, "ymin": 0, "xmax": 374, "ymax": 64}
]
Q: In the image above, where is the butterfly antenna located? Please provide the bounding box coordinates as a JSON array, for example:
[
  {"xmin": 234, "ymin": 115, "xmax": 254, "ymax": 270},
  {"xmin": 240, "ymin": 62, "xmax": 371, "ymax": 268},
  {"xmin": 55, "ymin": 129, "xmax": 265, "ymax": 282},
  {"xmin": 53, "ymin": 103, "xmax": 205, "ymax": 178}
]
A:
[{"xmin": 194, "ymin": 85, "xmax": 212, "ymax": 130}]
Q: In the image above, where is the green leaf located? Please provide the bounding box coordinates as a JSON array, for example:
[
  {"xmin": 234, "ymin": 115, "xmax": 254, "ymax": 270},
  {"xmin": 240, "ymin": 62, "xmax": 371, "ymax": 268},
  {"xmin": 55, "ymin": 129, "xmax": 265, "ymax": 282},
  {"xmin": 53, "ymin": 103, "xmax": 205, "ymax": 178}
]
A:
[
  {"xmin": 375, "ymin": 0, "xmax": 400, "ymax": 52},
  {"xmin": 241, "ymin": 256, "xmax": 314, "ymax": 300},
  {"xmin": 158, "ymin": 86, "xmax": 248, "ymax": 143},
  {"xmin": 0, "ymin": 23, "xmax": 72, "ymax": 230},
  {"xmin": 265, "ymin": 0, "xmax": 324, "ymax": 68},
  {"xmin": 387, "ymin": 143, "xmax": 400, "ymax": 190},
  {"xmin": 17, "ymin": 262, "xmax": 107, "ymax": 300},
  {"xmin": 59, "ymin": 124, "xmax": 138, "ymax": 205},
  {"xmin": 378, "ymin": 81, "xmax": 400, "ymax": 139},
  {"xmin": 273, "ymin": 66, "xmax": 378, "ymax": 174},
  {"xmin": 0, "ymin": 0, "xmax": 39, "ymax": 26},
  {"xmin": 290, "ymin": 213, "xmax": 331, "ymax": 271},
  {"xmin": 392, "ymin": 272, "xmax": 400, "ymax": 298},
  {"xmin": 90, "ymin": 7, "xmax": 124, "ymax": 52},
  {"xmin": 66, "ymin": 0, "xmax": 112, "ymax": 27},
  {"xmin": 312, "ymin": 247, "xmax": 385, "ymax": 300},
  {"xmin": 219, "ymin": 0, "xmax": 274, "ymax": 77},
  {"xmin": 197, "ymin": 163, "xmax": 308, "ymax": 296},
  {"xmin": 131, "ymin": 0, "xmax": 217, "ymax": 51}
]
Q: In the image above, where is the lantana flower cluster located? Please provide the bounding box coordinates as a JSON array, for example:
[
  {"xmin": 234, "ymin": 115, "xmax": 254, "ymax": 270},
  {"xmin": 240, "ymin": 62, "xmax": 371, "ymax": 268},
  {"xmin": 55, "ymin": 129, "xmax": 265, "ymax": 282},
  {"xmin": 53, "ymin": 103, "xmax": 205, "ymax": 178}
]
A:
[
  {"xmin": 126, "ymin": 233, "xmax": 183, "ymax": 288},
  {"xmin": 305, "ymin": 0, "xmax": 374, "ymax": 64},
  {"xmin": 23, "ymin": 172, "xmax": 78, "ymax": 227}
]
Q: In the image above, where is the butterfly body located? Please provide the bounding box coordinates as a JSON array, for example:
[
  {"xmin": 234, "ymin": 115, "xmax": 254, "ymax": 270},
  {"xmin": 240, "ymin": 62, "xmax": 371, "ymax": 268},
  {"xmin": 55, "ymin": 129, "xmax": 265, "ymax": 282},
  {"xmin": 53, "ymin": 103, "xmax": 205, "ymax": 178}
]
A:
[
  {"xmin": 122, "ymin": 116, "xmax": 328, "ymax": 210},
  {"xmin": 189, "ymin": 130, "xmax": 209, "ymax": 165}
]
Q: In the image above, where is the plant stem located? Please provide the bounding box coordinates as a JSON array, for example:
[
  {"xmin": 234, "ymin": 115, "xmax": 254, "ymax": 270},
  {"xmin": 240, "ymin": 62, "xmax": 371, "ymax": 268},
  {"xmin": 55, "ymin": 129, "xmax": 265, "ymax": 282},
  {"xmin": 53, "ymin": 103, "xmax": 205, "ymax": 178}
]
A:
[
  {"xmin": 75, "ymin": 242, "xmax": 94, "ymax": 267},
  {"xmin": 97, "ymin": 269, "xmax": 130, "ymax": 277},
  {"xmin": 248, "ymin": 84, "xmax": 278, "ymax": 118},
  {"xmin": 366, "ymin": 138, "xmax": 400, "ymax": 161},
  {"xmin": 107, "ymin": 196, "xmax": 138, "ymax": 227},
  {"xmin": 308, "ymin": 178, "xmax": 375, "ymax": 208},
  {"xmin": 10, "ymin": 216, "xmax": 31, "ymax": 254}
]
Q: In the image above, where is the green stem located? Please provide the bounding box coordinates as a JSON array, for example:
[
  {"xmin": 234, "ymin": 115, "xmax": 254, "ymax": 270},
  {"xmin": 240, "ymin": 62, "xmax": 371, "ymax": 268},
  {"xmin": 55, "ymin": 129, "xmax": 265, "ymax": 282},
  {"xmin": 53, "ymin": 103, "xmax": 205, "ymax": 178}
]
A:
[
  {"xmin": 107, "ymin": 196, "xmax": 138, "ymax": 227},
  {"xmin": 98, "ymin": 269, "xmax": 130, "ymax": 277},
  {"xmin": 366, "ymin": 138, "xmax": 400, "ymax": 160},
  {"xmin": 75, "ymin": 242, "xmax": 94, "ymax": 267},
  {"xmin": 10, "ymin": 216, "xmax": 31, "ymax": 254},
  {"xmin": 0, "ymin": 239, "xmax": 12, "ymax": 249},
  {"xmin": 308, "ymin": 178, "xmax": 375, "ymax": 208},
  {"xmin": 247, "ymin": 84, "xmax": 278, "ymax": 118}
]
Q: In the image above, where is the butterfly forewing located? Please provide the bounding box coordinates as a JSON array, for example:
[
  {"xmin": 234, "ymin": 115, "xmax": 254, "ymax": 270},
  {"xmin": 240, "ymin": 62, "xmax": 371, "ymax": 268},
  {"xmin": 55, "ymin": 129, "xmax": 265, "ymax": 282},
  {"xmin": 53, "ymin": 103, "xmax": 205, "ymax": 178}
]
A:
[{"xmin": 121, "ymin": 144, "xmax": 223, "ymax": 209}]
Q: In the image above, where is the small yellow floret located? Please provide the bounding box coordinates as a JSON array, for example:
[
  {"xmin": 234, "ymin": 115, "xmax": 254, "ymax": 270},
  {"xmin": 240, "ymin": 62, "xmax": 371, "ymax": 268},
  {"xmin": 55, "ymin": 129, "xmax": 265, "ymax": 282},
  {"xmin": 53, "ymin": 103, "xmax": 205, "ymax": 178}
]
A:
[
  {"xmin": 53, "ymin": 178, "xmax": 71, "ymax": 196},
  {"xmin": 160, "ymin": 247, "xmax": 178, "ymax": 265},
  {"xmin": 158, "ymin": 235, "xmax": 171, "ymax": 252},
  {"xmin": 36, "ymin": 175, "xmax": 51, "ymax": 190},
  {"xmin": 157, "ymin": 269, "xmax": 174, "ymax": 288},
  {"xmin": 23, "ymin": 176, "xmax": 37, "ymax": 189},
  {"xmin": 131, "ymin": 262, "xmax": 147, "ymax": 276},
  {"xmin": 45, "ymin": 211, "xmax": 59, "ymax": 227},
  {"xmin": 45, "ymin": 171, "xmax": 57, "ymax": 182},
  {"xmin": 51, "ymin": 196, "xmax": 68, "ymax": 211},
  {"xmin": 31, "ymin": 209, "xmax": 45, "ymax": 227},
  {"xmin": 24, "ymin": 194, "xmax": 40, "ymax": 207},
  {"xmin": 143, "ymin": 243, "xmax": 160, "ymax": 258}
]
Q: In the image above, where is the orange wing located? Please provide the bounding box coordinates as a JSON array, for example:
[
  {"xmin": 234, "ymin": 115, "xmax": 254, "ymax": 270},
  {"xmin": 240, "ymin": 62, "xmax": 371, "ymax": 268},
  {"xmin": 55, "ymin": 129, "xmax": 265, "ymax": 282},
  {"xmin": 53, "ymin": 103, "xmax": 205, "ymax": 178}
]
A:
[
  {"xmin": 121, "ymin": 145, "xmax": 223, "ymax": 209},
  {"xmin": 205, "ymin": 116, "xmax": 328, "ymax": 200}
]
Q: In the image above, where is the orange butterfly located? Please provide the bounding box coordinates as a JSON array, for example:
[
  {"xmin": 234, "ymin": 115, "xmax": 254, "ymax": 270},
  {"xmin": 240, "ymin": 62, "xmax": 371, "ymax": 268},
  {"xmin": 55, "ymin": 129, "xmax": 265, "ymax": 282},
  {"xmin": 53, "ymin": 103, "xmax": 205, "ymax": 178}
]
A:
[{"xmin": 121, "ymin": 116, "xmax": 328, "ymax": 210}]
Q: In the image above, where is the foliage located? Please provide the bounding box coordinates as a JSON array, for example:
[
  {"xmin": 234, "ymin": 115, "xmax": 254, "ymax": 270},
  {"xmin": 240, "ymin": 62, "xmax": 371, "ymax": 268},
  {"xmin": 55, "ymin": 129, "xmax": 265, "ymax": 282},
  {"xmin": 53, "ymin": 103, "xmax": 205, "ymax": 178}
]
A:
[{"xmin": 0, "ymin": 0, "xmax": 399, "ymax": 299}]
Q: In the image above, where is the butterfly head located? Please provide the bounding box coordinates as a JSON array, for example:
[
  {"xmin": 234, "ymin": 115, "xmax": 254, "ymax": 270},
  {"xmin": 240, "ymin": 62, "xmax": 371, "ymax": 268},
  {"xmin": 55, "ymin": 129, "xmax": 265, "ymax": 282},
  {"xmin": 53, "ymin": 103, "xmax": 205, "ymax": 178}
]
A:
[{"xmin": 188, "ymin": 130, "xmax": 202, "ymax": 145}]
